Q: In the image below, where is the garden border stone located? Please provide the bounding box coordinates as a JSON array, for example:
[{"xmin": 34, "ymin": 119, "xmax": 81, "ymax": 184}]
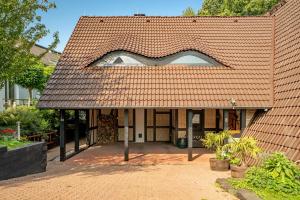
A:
[
  {"xmin": 216, "ymin": 178, "xmax": 261, "ymax": 200},
  {"xmin": 0, "ymin": 142, "xmax": 47, "ymax": 181}
]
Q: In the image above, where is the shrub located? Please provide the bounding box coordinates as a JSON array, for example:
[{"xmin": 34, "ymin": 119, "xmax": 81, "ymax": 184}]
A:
[
  {"xmin": 230, "ymin": 152, "xmax": 300, "ymax": 199},
  {"xmin": 201, "ymin": 131, "xmax": 231, "ymax": 160},
  {"xmin": 223, "ymin": 136, "xmax": 261, "ymax": 166},
  {"xmin": 0, "ymin": 106, "xmax": 58, "ymax": 138}
]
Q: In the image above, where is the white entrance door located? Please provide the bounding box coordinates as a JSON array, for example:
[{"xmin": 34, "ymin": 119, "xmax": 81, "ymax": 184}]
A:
[{"xmin": 135, "ymin": 109, "xmax": 144, "ymax": 143}]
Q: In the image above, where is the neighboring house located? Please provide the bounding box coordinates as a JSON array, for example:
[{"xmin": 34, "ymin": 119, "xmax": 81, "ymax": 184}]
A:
[
  {"xmin": 38, "ymin": 0, "xmax": 299, "ymax": 162},
  {"xmin": 0, "ymin": 44, "xmax": 61, "ymax": 111}
]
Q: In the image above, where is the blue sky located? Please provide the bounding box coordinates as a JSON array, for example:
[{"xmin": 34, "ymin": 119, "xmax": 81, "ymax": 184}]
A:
[{"xmin": 38, "ymin": 0, "xmax": 203, "ymax": 52}]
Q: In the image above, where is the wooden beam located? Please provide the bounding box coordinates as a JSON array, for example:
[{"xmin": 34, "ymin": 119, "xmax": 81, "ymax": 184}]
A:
[
  {"xmin": 216, "ymin": 109, "xmax": 220, "ymax": 133},
  {"xmin": 240, "ymin": 109, "xmax": 246, "ymax": 135},
  {"xmin": 188, "ymin": 109, "xmax": 193, "ymax": 161},
  {"xmin": 124, "ymin": 109, "xmax": 129, "ymax": 161},
  {"xmin": 169, "ymin": 109, "xmax": 172, "ymax": 142},
  {"xmin": 223, "ymin": 109, "xmax": 229, "ymax": 130},
  {"xmin": 60, "ymin": 109, "xmax": 66, "ymax": 161},
  {"xmin": 175, "ymin": 109, "xmax": 178, "ymax": 144},
  {"xmin": 133, "ymin": 109, "xmax": 136, "ymax": 142},
  {"xmin": 86, "ymin": 109, "xmax": 90, "ymax": 146},
  {"xmin": 74, "ymin": 110, "xmax": 80, "ymax": 152},
  {"xmin": 144, "ymin": 109, "xmax": 147, "ymax": 142},
  {"xmin": 153, "ymin": 109, "xmax": 156, "ymax": 142},
  {"xmin": 115, "ymin": 109, "xmax": 118, "ymax": 142}
]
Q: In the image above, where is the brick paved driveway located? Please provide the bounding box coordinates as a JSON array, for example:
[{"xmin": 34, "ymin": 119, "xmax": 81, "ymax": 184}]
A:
[{"xmin": 0, "ymin": 143, "xmax": 237, "ymax": 200}]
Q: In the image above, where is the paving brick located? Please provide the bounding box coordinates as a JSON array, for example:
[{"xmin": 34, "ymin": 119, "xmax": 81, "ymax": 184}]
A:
[{"xmin": 0, "ymin": 143, "xmax": 237, "ymax": 200}]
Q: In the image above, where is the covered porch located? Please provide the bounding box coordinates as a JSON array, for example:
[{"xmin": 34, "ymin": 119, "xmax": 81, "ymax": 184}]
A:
[{"xmin": 58, "ymin": 108, "xmax": 256, "ymax": 162}]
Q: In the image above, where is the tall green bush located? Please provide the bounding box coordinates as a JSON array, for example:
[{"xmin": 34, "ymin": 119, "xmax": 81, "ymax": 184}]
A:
[{"xmin": 0, "ymin": 106, "xmax": 58, "ymax": 137}]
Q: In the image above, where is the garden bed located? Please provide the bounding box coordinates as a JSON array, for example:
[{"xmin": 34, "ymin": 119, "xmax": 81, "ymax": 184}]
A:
[
  {"xmin": 0, "ymin": 139, "xmax": 31, "ymax": 150},
  {"xmin": 0, "ymin": 142, "xmax": 47, "ymax": 181}
]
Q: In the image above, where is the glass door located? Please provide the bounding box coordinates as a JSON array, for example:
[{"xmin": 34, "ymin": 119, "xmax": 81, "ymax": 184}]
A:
[{"xmin": 192, "ymin": 110, "xmax": 205, "ymax": 147}]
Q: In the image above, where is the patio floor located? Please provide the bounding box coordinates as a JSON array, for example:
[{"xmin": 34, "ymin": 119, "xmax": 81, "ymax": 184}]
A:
[
  {"xmin": 67, "ymin": 142, "xmax": 215, "ymax": 165},
  {"xmin": 0, "ymin": 142, "xmax": 237, "ymax": 200}
]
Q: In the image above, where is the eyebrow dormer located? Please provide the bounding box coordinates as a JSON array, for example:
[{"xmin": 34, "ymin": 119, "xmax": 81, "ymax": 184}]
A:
[{"xmin": 92, "ymin": 50, "xmax": 221, "ymax": 67}]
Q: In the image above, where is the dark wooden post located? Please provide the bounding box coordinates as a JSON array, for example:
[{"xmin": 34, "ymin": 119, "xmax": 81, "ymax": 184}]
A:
[
  {"xmin": 124, "ymin": 109, "xmax": 129, "ymax": 161},
  {"xmin": 153, "ymin": 109, "xmax": 156, "ymax": 142},
  {"xmin": 216, "ymin": 109, "xmax": 220, "ymax": 133},
  {"xmin": 60, "ymin": 109, "xmax": 66, "ymax": 161},
  {"xmin": 133, "ymin": 109, "xmax": 136, "ymax": 142},
  {"xmin": 86, "ymin": 109, "xmax": 90, "ymax": 146},
  {"xmin": 74, "ymin": 110, "xmax": 80, "ymax": 152},
  {"xmin": 223, "ymin": 109, "xmax": 229, "ymax": 130},
  {"xmin": 188, "ymin": 109, "xmax": 193, "ymax": 161},
  {"xmin": 169, "ymin": 109, "xmax": 173, "ymax": 142},
  {"xmin": 175, "ymin": 109, "xmax": 178, "ymax": 144},
  {"xmin": 144, "ymin": 109, "xmax": 147, "ymax": 142},
  {"xmin": 240, "ymin": 109, "xmax": 246, "ymax": 135}
]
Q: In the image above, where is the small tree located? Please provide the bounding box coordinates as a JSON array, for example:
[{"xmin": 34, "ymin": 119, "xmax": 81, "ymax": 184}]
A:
[
  {"xmin": 223, "ymin": 136, "xmax": 261, "ymax": 166},
  {"xmin": 183, "ymin": 7, "xmax": 196, "ymax": 16},
  {"xmin": 183, "ymin": 0, "xmax": 281, "ymax": 16},
  {"xmin": 0, "ymin": 0, "xmax": 59, "ymax": 87},
  {"xmin": 202, "ymin": 131, "xmax": 231, "ymax": 160},
  {"xmin": 14, "ymin": 60, "xmax": 45, "ymax": 106}
]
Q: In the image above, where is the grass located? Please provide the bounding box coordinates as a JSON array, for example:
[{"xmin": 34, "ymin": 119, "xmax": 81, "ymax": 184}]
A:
[{"xmin": 0, "ymin": 138, "xmax": 31, "ymax": 150}]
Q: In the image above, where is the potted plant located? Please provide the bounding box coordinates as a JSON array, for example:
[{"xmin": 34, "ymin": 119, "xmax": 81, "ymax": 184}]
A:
[
  {"xmin": 177, "ymin": 136, "xmax": 187, "ymax": 148},
  {"xmin": 223, "ymin": 136, "xmax": 261, "ymax": 178},
  {"xmin": 201, "ymin": 131, "xmax": 231, "ymax": 171}
]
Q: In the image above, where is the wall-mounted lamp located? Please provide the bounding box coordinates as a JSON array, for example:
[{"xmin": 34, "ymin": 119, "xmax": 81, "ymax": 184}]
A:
[{"xmin": 229, "ymin": 98, "xmax": 237, "ymax": 109}]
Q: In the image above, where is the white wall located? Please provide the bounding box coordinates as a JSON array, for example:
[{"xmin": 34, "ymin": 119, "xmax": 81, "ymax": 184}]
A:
[{"xmin": 135, "ymin": 109, "xmax": 144, "ymax": 143}]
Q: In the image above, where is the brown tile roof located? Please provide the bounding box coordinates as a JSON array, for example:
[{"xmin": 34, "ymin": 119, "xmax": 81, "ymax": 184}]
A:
[
  {"xmin": 244, "ymin": 0, "xmax": 300, "ymax": 162},
  {"xmin": 40, "ymin": 65, "xmax": 272, "ymax": 108},
  {"xmin": 38, "ymin": 16, "xmax": 274, "ymax": 109},
  {"xmin": 31, "ymin": 44, "xmax": 61, "ymax": 66}
]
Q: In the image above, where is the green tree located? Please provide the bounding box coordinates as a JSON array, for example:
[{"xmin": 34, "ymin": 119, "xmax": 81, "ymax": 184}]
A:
[
  {"xmin": 14, "ymin": 60, "xmax": 52, "ymax": 106},
  {"xmin": 185, "ymin": 0, "xmax": 281, "ymax": 16},
  {"xmin": 183, "ymin": 7, "xmax": 196, "ymax": 16},
  {"xmin": 198, "ymin": 0, "xmax": 223, "ymax": 16},
  {"xmin": 0, "ymin": 0, "xmax": 59, "ymax": 87}
]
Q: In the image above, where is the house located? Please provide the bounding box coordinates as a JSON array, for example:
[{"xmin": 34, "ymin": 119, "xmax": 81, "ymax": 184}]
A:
[
  {"xmin": 38, "ymin": 0, "xmax": 299, "ymax": 162},
  {"xmin": 0, "ymin": 44, "xmax": 61, "ymax": 111}
]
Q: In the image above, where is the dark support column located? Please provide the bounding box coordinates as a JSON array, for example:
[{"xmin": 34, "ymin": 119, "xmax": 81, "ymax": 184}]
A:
[
  {"xmin": 223, "ymin": 109, "xmax": 229, "ymax": 130},
  {"xmin": 188, "ymin": 109, "xmax": 193, "ymax": 161},
  {"xmin": 124, "ymin": 109, "xmax": 129, "ymax": 161},
  {"xmin": 133, "ymin": 109, "xmax": 136, "ymax": 142},
  {"xmin": 175, "ymin": 110, "xmax": 178, "ymax": 144},
  {"xmin": 86, "ymin": 109, "xmax": 90, "ymax": 146},
  {"xmin": 240, "ymin": 109, "xmax": 246, "ymax": 135},
  {"xmin": 169, "ymin": 109, "xmax": 172, "ymax": 142},
  {"xmin": 60, "ymin": 109, "xmax": 66, "ymax": 161},
  {"xmin": 216, "ymin": 109, "xmax": 220, "ymax": 133},
  {"xmin": 144, "ymin": 109, "xmax": 147, "ymax": 142},
  {"xmin": 153, "ymin": 109, "xmax": 156, "ymax": 142},
  {"xmin": 74, "ymin": 110, "xmax": 80, "ymax": 152}
]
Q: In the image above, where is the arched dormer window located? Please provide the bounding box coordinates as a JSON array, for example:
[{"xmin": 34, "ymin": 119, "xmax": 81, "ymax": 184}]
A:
[{"xmin": 92, "ymin": 50, "xmax": 220, "ymax": 67}]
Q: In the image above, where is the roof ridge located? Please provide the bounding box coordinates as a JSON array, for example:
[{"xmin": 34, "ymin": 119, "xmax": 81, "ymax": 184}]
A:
[{"xmin": 80, "ymin": 15, "xmax": 272, "ymax": 19}]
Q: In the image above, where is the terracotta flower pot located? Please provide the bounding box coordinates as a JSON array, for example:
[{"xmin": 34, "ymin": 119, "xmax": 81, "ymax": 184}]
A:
[
  {"xmin": 209, "ymin": 158, "xmax": 230, "ymax": 171},
  {"xmin": 230, "ymin": 164, "xmax": 248, "ymax": 178}
]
